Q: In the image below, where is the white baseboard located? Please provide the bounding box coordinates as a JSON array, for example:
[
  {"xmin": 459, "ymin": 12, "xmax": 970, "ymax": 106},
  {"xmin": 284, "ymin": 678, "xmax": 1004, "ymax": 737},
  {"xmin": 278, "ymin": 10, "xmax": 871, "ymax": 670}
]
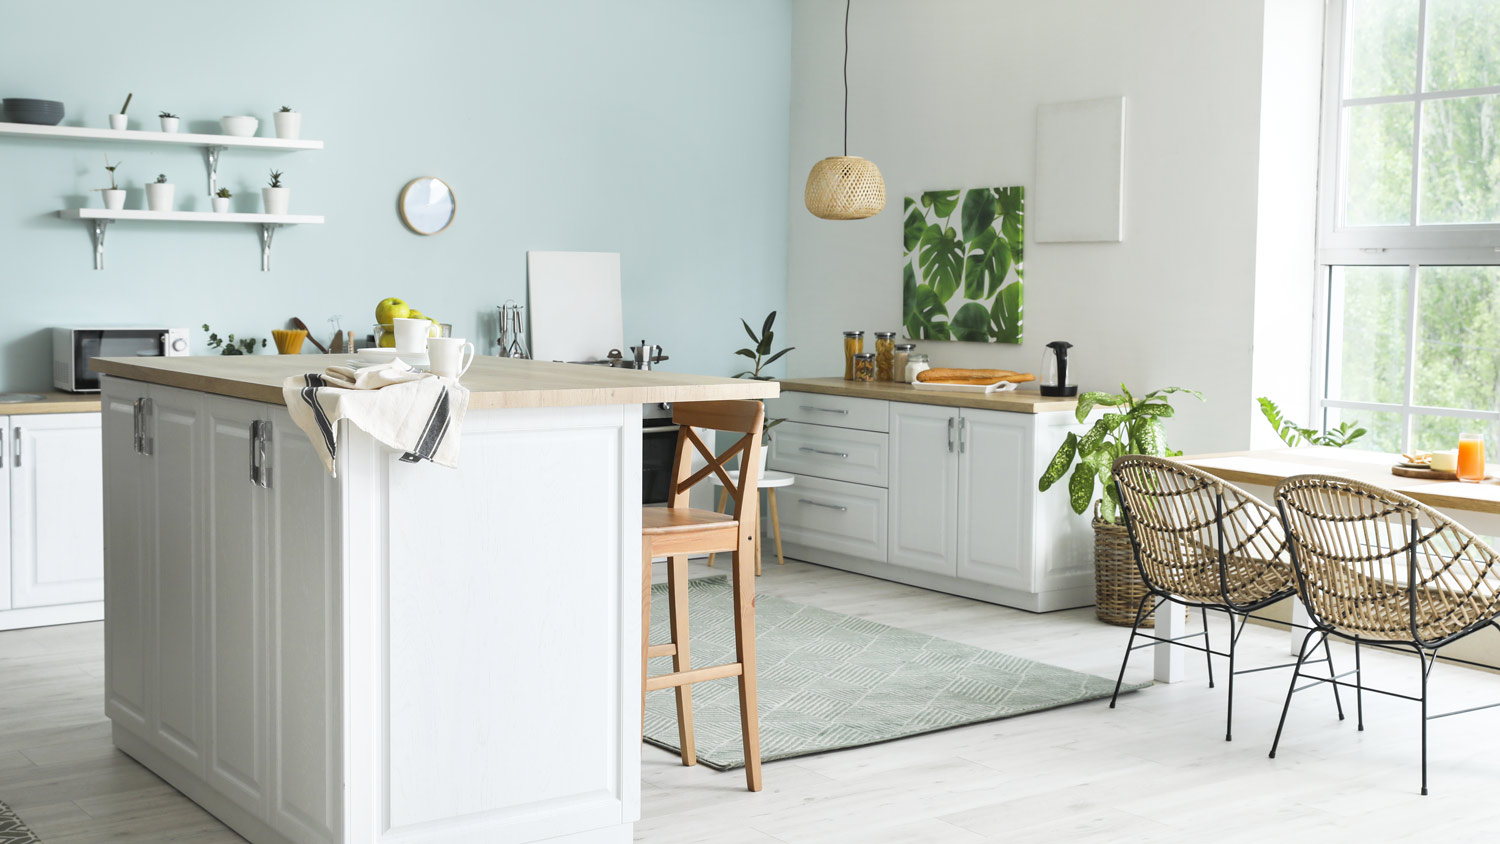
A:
[{"xmin": 0, "ymin": 601, "xmax": 103, "ymax": 631}]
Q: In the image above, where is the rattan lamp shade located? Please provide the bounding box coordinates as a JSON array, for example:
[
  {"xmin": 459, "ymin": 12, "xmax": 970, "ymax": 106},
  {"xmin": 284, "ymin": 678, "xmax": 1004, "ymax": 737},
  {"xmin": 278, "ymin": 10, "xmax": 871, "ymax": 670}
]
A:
[{"xmin": 804, "ymin": 156, "xmax": 886, "ymax": 220}]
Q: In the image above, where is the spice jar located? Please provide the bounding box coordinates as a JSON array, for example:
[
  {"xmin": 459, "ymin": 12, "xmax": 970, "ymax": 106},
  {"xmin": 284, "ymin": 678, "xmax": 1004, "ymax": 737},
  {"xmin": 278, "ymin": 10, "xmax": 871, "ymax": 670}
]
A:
[
  {"xmin": 904, "ymin": 353, "xmax": 931, "ymax": 383},
  {"xmin": 853, "ymin": 352, "xmax": 876, "ymax": 383},
  {"xmin": 893, "ymin": 343, "xmax": 916, "ymax": 384},
  {"xmin": 874, "ymin": 331, "xmax": 897, "ymax": 381},
  {"xmin": 842, "ymin": 331, "xmax": 865, "ymax": 380}
]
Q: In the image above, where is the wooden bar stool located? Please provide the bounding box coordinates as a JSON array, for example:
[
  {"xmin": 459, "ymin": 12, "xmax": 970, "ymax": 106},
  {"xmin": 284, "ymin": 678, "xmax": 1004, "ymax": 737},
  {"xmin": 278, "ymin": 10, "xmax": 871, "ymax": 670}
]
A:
[
  {"xmin": 641, "ymin": 399, "xmax": 764, "ymax": 792},
  {"xmin": 708, "ymin": 470, "xmax": 796, "ymax": 575}
]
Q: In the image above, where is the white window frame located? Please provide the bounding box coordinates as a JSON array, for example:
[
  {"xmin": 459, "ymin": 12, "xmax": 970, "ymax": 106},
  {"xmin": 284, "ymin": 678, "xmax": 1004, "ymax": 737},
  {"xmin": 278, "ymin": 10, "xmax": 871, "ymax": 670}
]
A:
[{"xmin": 1314, "ymin": 0, "xmax": 1500, "ymax": 452}]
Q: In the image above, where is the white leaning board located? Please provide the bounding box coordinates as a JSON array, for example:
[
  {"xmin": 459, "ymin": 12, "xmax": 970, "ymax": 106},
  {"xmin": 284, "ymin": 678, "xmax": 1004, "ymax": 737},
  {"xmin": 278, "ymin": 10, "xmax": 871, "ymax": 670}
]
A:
[
  {"xmin": 527, "ymin": 251, "xmax": 623, "ymax": 362},
  {"xmin": 1034, "ymin": 96, "xmax": 1125, "ymax": 243}
]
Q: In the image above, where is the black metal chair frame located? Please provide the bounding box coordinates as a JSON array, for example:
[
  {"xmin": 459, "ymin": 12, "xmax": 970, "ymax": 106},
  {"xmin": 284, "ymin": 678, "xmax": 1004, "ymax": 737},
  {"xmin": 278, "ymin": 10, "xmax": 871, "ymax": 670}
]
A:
[
  {"xmin": 1271, "ymin": 505, "xmax": 1500, "ymax": 796},
  {"xmin": 1111, "ymin": 487, "xmax": 1348, "ymax": 742}
]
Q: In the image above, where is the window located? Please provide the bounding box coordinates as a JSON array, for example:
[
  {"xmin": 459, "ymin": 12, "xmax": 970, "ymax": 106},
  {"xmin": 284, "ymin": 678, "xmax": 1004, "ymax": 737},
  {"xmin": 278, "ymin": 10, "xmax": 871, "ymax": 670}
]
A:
[{"xmin": 1318, "ymin": 0, "xmax": 1500, "ymax": 453}]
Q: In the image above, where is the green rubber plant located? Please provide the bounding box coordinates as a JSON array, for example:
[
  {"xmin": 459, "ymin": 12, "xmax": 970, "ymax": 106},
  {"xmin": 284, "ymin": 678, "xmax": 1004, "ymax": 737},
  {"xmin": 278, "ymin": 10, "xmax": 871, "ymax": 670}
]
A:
[{"xmin": 1038, "ymin": 385, "xmax": 1203, "ymax": 524}]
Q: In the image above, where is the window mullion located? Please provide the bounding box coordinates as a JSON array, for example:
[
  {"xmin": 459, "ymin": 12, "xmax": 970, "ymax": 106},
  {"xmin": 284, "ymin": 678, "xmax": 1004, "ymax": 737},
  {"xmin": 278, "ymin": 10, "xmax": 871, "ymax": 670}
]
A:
[
  {"xmin": 1410, "ymin": 0, "xmax": 1428, "ymax": 226},
  {"xmin": 1401, "ymin": 262, "xmax": 1421, "ymax": 453}
]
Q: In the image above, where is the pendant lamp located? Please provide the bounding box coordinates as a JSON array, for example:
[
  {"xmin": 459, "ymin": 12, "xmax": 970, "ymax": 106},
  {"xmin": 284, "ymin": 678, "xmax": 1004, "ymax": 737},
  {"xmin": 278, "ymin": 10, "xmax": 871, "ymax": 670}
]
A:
[{"xmin": 804, "ymin": 0, "xmax": 885, "ymax": 220}]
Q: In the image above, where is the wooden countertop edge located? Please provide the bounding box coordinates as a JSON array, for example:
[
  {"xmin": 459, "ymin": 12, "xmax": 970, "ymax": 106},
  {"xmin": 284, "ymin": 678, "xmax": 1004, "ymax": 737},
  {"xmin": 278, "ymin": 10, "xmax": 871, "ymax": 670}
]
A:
[
  {"xmin": 1, "ymin": 394, "xmax": 102, "ymax": 415},
  {"xmin": 778, "ymin": 377, "xmax": 1078, "ymax": 414}
]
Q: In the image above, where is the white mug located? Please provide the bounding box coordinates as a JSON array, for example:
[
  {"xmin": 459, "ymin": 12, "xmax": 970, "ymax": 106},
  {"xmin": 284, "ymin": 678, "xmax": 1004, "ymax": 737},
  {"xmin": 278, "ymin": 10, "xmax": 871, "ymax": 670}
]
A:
[
  {"xmin": 428, "ymin": 337, "xmax": 475, "ymax": 379},
  {"xmin": 393, "ymin": 317, "xmax": 432, "ymax": 355}
]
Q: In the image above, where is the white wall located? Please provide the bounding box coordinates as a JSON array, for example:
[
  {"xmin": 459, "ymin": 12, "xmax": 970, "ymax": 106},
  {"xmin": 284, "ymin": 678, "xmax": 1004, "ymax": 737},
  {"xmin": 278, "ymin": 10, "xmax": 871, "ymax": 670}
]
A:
[{"xmin": 787, "ymin": 0, "xmax": 1322, "ymax": 455}]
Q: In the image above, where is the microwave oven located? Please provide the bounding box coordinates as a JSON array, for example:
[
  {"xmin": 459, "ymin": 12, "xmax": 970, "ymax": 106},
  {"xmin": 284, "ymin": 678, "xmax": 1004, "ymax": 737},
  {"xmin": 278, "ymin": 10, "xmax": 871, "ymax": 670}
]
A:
[{"xmin": 53, "ymin": 327, "xmax": 190, "ymax": 393}]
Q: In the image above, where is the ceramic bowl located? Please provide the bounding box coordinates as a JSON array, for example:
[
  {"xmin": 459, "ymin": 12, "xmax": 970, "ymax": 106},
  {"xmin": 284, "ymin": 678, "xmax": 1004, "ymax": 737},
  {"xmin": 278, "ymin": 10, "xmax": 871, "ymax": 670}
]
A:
[
  {"xmin": 3, "ymin": 98, "xmax": 64, "ymax": 125},
  {"xmin": 219, "ymin": 115, "xmax": 259, "ymax": 137}
]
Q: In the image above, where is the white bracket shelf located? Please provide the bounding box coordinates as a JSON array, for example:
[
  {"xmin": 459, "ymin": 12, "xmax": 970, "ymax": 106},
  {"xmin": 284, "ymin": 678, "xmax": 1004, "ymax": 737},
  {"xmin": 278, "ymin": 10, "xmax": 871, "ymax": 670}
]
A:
[
  {"xmin": 57, "ymin": 209, "xmax": 325, "ymax": 272},
  {"xmin": 0, "ymin": 121, "xmax": 322, "ymax": 196}
]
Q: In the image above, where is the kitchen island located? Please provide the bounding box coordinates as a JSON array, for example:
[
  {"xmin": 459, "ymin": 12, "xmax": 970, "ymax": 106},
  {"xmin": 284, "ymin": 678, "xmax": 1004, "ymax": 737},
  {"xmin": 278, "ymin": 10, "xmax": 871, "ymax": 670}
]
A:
[{"xmin": 91, "ymin": 355, "xmax": 777, "ymax": 844}]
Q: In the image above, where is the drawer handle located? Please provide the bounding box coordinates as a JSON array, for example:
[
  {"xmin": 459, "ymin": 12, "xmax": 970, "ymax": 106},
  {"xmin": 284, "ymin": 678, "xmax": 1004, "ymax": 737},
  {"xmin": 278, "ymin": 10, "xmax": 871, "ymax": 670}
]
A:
[
  {"xmin": 799, "ymin": 446, "xmax": 848, "ymax": 459},
  {"xmin": 799, "ymin": 498, "xmax": 848, "ymax": 512},
  {"xmin": 799, "ymin": 405, "xmax": 849, "ymax": 415}
]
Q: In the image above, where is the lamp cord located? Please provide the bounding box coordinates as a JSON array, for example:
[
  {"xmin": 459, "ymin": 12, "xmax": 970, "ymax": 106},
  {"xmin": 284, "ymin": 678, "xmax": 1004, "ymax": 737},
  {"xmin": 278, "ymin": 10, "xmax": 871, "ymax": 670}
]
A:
[{"xmin": 843, "ymin": 0, "xmax": 850, "ymax": 157}]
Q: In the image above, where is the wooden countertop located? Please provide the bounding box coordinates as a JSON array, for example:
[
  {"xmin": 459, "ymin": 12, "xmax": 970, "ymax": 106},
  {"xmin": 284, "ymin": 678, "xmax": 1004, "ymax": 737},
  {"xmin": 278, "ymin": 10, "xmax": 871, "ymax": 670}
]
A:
[
  {"xmin": 1183, "ymin": 446, "xmax": 1500, "ymax": 517},
  {"xmin": 778, "ymin": 377, "xmax": 1078, "ymax": 414},
  {"xmin": 0, "ymin": 391, "xmax": 101, "ymax": 415},
  {"xmin": 91, "ymin": 355, "xmax": 778, "ymax": 409}
]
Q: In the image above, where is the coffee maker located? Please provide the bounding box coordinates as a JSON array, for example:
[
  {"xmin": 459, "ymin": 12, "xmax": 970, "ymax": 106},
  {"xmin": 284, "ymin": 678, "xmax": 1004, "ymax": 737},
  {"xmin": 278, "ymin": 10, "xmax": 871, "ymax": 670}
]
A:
[{"xmin": 1040, "ymin": 340, "xmax": 1078, "ymax": 397}]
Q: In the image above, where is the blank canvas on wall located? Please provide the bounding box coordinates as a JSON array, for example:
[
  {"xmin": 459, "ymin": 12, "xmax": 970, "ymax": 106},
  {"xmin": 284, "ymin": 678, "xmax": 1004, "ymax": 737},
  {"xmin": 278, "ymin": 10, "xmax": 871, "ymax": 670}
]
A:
[{"xmin": 1034, "ymin": 96, "xmax": 1125, "ymax": 243}]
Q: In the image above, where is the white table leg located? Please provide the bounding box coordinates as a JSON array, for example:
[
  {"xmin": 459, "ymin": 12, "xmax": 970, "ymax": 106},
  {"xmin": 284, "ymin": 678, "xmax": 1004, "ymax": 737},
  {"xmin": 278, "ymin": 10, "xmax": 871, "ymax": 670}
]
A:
[
  {"xmin": 1153, "ymin": 596, "xmax": 1186, "ymax": 683},
  {"xmin": 1290, "ymin": 598, "xmax": 1311, "ymax": 655}
]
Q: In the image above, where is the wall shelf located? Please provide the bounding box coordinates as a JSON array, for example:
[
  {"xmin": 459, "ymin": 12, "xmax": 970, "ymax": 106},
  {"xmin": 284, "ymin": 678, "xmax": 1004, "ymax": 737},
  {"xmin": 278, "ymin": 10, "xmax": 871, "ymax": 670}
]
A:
[
  {"xmin": 0, "ymin": 121, "xmax": 323, "ymax": 197},
  {"xmin": 57, "ymin": 209, "xmax": 325, "ymax": 272}
]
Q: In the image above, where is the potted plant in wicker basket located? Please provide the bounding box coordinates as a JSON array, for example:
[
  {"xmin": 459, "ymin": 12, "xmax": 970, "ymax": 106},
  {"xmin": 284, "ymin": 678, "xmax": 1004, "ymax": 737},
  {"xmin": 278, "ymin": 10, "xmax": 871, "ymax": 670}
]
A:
[{"xmin": 1038, "ymin": 384, "xmax": 1202, "ymax": 626}]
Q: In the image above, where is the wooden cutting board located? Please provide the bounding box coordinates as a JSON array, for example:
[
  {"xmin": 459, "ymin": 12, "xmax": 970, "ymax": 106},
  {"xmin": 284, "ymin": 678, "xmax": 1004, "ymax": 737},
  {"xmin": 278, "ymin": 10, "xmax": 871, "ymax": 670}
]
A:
[{"xmin": 1390, "ymin": 465, "xmax": 1494, "ymax": 481}]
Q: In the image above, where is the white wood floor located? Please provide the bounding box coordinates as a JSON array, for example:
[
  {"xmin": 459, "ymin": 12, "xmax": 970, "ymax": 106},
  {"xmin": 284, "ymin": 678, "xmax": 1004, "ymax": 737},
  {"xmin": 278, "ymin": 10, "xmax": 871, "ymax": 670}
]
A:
[{"xmin": 5, "ymin": 557, "xmax": 1500, "ymax": 842}]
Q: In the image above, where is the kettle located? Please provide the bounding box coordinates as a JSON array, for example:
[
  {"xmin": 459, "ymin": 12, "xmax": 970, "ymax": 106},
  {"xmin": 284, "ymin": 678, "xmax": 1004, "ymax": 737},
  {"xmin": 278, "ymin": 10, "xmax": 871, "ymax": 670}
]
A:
[{"xmin": 1040, "ymin": 340, "xmax": 1078, "ymax": 397}]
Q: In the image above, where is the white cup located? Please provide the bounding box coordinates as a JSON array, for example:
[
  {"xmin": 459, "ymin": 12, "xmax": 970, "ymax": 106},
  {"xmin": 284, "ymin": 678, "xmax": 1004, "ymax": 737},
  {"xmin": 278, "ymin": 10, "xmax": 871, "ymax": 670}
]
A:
[
  {"xmin": 393, "ymin": 318, "xmax": 432, "ymax": 355},
  {"xmin": 428, "ymin": 337, "xmax": 475, "ymax": 379}
]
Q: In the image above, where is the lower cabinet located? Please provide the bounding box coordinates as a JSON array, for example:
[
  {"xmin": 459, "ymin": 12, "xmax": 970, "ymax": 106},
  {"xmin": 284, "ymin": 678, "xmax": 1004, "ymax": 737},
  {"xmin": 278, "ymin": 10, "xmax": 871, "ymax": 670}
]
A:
[{"xmin": 768, "ymin": 390, "xmax": 1094, "ymax": 612}]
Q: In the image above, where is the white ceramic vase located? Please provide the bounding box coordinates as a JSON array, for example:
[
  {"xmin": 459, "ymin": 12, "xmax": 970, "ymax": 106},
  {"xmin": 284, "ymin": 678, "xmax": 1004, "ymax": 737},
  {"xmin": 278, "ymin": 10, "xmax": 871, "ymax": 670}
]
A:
[
  {"xmin": 159, "ymin": 116, "xmax": 179, "ymax": 133},
  {"xmin": 262, "ymin": 187, "xmax": 290, "ymax": 215},
  {"xmin": 145, "ymin": 182, "xmax": 175, "ymax": 212},
  {"xmin": 101, "ymin": 189, "xmax": 126, "ymax": 211},
  {"xmin": 108, "ymin": 113, "xmax": 127, "ymax": 130},
  {"xmin": 212, "ymin": 196, "xmax": 230, "ymax": 213},
  {"xmin": 273, "ymin": 111, "xmax": 301, "ymax": 140}
]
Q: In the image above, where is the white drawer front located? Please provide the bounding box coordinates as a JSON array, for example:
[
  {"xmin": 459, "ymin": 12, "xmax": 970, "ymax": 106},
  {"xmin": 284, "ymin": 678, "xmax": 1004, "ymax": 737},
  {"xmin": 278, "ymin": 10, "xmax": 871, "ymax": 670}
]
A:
[
  {"xmin": 768, "ymin": 392, "xmax": 888, "ymax": 432},
  {"xmin": 777, "ymin": 475, "xmax": 887, "ymax": 562},
  {"xmin": 768, "ymin": 421, "xmax": 888, "ymax": 487}
]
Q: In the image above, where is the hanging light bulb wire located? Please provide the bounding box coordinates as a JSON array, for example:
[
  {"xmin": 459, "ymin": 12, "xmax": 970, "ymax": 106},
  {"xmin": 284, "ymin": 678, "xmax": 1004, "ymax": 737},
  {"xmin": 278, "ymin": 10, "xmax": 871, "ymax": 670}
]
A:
[{"xmin": 843, "ymin": 0, "xmax": 850, "ymax": 157}]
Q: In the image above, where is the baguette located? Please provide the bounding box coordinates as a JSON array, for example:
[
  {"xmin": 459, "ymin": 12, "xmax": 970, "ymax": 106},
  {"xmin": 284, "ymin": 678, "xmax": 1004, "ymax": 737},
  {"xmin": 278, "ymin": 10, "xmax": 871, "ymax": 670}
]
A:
[{"xmin": 917, "ymin": 368, "xmax": 1035, "ymax": 385}]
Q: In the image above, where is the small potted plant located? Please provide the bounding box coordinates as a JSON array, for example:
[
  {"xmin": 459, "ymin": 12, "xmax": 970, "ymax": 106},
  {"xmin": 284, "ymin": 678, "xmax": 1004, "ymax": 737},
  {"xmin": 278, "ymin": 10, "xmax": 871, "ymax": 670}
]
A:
[
  {"xmin": 734, "ymin": 310, "xmax": 795, "ymax": 471},
  {"xmin": 158, "ymin": 111, "xmax": 179, "ymax": 133},
  {"xmin": 93, "ymin": 155, "xmax": 126, "ymax": 210},
  {"xmin": 146, "ymin": 173, "xmax": 174, "ymax": 212},
  {"xmin": 109, "ymin": 92, "xmax": 132, "ymax": 130},
  {"xmin": 273, "ymin": 105, "xmax": 301, "ymax": 140},
  {"xmin": 212, "ymin": 187, "xmax": 232, "ymax": 214},
  {"xmin": 262, "ymin": 169, "xmax": 289, "ymax": 215}
]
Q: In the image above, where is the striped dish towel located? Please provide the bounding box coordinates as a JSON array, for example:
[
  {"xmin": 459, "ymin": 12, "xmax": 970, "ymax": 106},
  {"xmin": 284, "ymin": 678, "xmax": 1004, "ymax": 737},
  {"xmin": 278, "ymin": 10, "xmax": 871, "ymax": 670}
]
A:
[{"xmin": 281, "ymin": 360, "xmax": 470, "ymax": 477}]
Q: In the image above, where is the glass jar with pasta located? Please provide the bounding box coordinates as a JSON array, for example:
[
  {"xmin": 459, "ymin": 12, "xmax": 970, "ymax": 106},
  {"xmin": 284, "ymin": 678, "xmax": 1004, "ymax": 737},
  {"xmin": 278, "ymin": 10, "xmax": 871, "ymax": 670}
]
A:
[
  {"xmin": 852, "ymin": 352, "xmax": 876, "ymax": 383},
  {"xmin": 842, "ymin": 331, "xmax": 865, "ymax": 380},
  {"xmin": 873, "ymin": 331, "xmax": 897, "ymax": 381}
]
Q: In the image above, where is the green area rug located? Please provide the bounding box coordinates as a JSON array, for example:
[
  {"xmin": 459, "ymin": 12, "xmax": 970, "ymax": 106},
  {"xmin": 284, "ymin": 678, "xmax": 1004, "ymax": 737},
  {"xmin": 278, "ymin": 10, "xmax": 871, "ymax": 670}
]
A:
[
  {"xmin": 645, "ymin": 577, "xmax": 1148, "ymax": 770},
  {"xmin": 0, "ymin": 800, "xmax": 40, "ymax": 844}
]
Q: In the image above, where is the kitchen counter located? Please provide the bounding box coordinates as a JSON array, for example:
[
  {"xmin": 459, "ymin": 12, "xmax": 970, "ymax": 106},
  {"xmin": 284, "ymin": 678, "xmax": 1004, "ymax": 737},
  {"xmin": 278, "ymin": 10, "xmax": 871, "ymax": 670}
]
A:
[
  {"xmin": 0, "ymin": 391, "xmax": 101, "ymax": 414},
  {"xmin": 778, "ymin": 377, "xmax": 1076, "ymax": 414},
  {"xmin": 92, "ymin": 354, "xmax": 776, "ymax": 408}
]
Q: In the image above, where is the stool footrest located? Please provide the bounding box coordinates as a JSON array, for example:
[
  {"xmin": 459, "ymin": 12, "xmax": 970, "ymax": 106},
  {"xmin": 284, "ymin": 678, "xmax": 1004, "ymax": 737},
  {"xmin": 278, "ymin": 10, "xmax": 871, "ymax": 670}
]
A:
[
  {"xmin": 646, "ymin": 661, "xmax": 743, "ymax": 691},
  {"xmin": 646, "ymin": 643, "xmax": 677, "ymax": 658}
]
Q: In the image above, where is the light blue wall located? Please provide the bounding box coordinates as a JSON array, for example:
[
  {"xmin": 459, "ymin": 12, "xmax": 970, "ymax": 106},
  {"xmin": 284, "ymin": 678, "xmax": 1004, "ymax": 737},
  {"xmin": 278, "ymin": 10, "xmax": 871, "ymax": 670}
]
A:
[{"xmin": 0, "ymin": 0, "xmax": 791, "ymax": 391}]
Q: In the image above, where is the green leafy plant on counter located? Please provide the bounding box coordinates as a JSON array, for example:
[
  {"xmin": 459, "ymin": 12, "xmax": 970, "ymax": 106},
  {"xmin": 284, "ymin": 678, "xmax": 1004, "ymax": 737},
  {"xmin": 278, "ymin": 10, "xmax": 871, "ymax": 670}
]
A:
[
  {"xmin": 1038, "ymin": 385, "xmax": 1204, "ymax": 524},
  {"xmin": 1257, "ymin": 397, "xmax": 1366, "ymax": 448},
  {"xmin": 216, "ymin": 187, "xmax": 232, "ymax": 199},
  {"xmin": 202, "ymin": 324, "xmax": 266, "ymax": 356},
  {"xmin": 733, "ymin": 310, "xmax": 794, "ymax": 437}
]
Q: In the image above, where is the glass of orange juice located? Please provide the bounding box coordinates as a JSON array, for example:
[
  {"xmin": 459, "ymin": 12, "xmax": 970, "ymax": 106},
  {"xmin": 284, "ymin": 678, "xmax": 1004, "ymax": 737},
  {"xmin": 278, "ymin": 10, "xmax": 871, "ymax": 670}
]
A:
[{"xmin": 1457, "ymin": 432, "xmax": 1486, "ymax": 482}]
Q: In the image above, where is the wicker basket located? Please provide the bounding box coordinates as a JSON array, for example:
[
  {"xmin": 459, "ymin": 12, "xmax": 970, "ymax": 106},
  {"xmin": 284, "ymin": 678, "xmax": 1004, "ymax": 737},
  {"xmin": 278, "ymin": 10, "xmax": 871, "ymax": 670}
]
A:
[
  {"xmin": 1092, "ymin": 512, "xmax": 1159, "ymax": 627},
  {"xmin": 804, "ymin": 156, "xmax": 886, "ymax": 220}
]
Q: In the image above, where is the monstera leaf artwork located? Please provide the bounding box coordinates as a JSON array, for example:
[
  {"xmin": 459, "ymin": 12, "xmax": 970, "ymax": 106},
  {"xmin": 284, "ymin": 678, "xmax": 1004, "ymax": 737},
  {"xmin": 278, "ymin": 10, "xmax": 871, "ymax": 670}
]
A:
[{"xmin": 902, "ymin": 186, "xmax": 1024, "ymax": 344}]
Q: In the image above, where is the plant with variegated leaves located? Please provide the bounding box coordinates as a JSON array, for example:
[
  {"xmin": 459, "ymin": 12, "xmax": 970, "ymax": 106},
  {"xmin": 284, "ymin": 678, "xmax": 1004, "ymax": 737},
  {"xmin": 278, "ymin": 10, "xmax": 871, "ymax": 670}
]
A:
[{"xmin": 1038, "ymin": 385, "xmax": 1203, "ymax": 524}]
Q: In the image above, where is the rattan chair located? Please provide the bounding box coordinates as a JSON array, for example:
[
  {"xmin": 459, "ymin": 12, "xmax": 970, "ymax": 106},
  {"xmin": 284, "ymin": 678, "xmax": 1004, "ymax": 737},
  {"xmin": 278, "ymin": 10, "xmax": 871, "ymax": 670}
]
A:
[
  {"xmin": 1109, "ymin": 456, "xmax": 1344, "ymax": 741},
  {"xmin": 1273, "ymin": 474, "xmax": 1500, "ymax": 795}
]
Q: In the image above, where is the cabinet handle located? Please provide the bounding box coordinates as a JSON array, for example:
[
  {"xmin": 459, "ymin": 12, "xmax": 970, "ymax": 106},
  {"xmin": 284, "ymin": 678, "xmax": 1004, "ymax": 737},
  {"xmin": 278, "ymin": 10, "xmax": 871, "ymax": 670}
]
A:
[
  {"xmin": 959, "ymin": 417, "xmax": 968, "ymax": 454},
  {"xmin": 249, "ymin": 421, "xmax": 261, "ymax": 485},
  {"xmin": 947, "ymin": 417, "xmax": 955, "ymax": 453},
  {"xmin": 132, "ymin": 398, "xmax": 143, "ymax": 454},
  {"xmin": 799, "ymin": 446, "xmax": 848, "ymax": 459},
  {"xmin": 11, "ymin": 427, "xmax": 20, "ymax": 468},
  {"xmin": 139, "ymin": 398, "xmax": 154, "ymax": 456},
  {"xmin": 257, "ymin": 420, "xmax": 273, "ymax": 490},
  {"xmin": 798, "ymin": 498, "xmax": 847, "ymax": 512},
  {"xmin": 799, "ymin": 405, "xmax": 848, "ymax": 415}
]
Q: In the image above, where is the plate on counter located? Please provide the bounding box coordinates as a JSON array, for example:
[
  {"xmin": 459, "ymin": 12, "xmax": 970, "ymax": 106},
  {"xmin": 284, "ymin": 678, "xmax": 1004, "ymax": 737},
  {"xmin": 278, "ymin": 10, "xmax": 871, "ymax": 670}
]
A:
[
  {"xmin": 350, "ymin": 348, "xmax": 429, "ymax": 366},
  {"xmin": 911, "ymin": 380, "xmax": 1021, "ymax": 394}
]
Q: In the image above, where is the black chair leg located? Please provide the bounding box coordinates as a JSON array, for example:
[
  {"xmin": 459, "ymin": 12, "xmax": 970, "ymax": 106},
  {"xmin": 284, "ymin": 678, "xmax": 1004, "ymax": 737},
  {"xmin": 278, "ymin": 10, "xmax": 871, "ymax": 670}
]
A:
[
  {"xmin": 1226, "ymin": 612, "xmax": 1247, "ymax": 742},
  {"xmin": 1420, "ymin": 649, "xmax": 1431, "ymax": 796},
  {"xmin": 1270, "ymin": 628, "xmax": 1320, "ymax": 759},
  {"xmin": 1201, "ymin": 607, "xmax": 1215, "ymax": 689},
  {"xmin": 1355, "ymin": 640, "xmax": 1364, "ymax": 731},
  {"xmin": 1321, "ymin": 634, "xmax": 1345, "ymax": 721},
  {"xmin": 1110, "ymin": 593, "xmax": 1155, "ymax": 709}
]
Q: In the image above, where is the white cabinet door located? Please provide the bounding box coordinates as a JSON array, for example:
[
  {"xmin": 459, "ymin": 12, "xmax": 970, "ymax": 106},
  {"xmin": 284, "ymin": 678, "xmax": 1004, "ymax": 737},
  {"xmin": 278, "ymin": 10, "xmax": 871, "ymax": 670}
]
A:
[
  {"xmin": 147, "ymin": 386, "xmax": 205, "ymax": 773},
  {"xmin": 956, "ymin": 409, "xmax": 1032, "ymax": 591},
  {"xmin": 10, "ymin": 413, "xmax": 103, "ymax": 608},
  {"xmin": 203, "ymin": 395, "xmax": 268, "ymax": 817},
  {"xmin": 102, "ymin": 383, "xmax": 150, "ymax": 733},
  {"xmin": 0, "ymin": 415, "xmax": 9, "ymax": 613},
  {"xmin": 887, "ymin": 403, "xmax": 959, "ymax": 576}
]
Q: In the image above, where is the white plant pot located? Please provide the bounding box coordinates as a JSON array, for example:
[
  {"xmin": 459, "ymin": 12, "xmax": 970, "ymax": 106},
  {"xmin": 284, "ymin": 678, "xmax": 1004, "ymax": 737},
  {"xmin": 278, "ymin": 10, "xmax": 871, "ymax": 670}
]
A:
[
  {"xmin": 101, "ymin": 189, "xmax": 126, "ymax": 211},
  {"xmin": 108, "ymin": 113, "xmax": 127, "ymax": 130},
  {"xmin": 159, "ymin": 116, "xmax": 179, "ymax": 133},
  {"xmin": 262, "ymin": 187, "xmax": 290, "ymax": 215},
  {"xmin": 273, "ymin": 111, "xmax": 301, "ymax": 140},
  {"xmin": 145, "ymin": 182, "xmax": 175, "ymax": 212},
  {"xmin": 212, "ymin": 196, "xmax": 230, "ymax": 213}
]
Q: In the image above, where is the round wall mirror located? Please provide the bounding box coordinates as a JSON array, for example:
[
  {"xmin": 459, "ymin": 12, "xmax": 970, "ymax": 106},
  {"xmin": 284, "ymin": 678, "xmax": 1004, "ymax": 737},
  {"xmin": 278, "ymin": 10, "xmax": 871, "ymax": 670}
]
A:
[{"xmin": 399, "ymin": 177, "xmax": 456, "ymax": 235}]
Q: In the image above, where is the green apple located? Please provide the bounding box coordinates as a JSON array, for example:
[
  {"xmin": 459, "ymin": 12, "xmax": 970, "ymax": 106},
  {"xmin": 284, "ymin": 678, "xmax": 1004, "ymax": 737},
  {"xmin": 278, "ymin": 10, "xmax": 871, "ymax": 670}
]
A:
[
  {"xmin": 378, "ymin": 332, "xmax": 396, "ymax": 348},
  {"xmin": 375, "ymin": 297, "xmax": 410, "ymax": 325}
]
